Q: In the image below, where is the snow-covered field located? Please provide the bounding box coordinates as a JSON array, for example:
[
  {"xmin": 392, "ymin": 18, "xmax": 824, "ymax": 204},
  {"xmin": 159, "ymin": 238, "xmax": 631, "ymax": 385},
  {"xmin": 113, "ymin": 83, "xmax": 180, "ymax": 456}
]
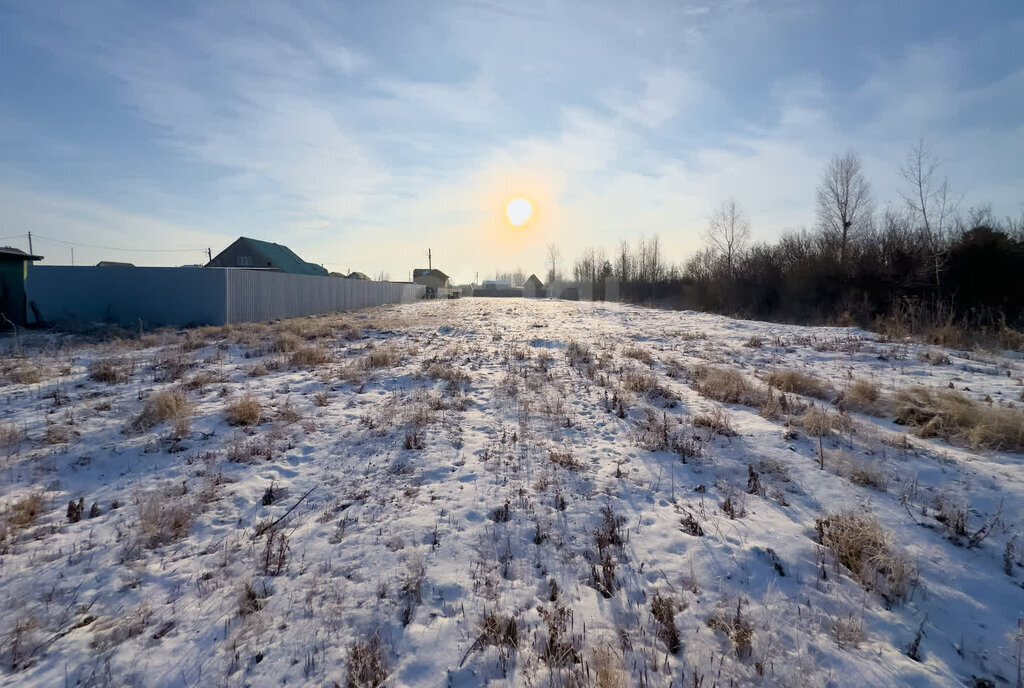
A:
[{"xmin": 1, "ymin": 298, "xmax": 1022, "ymax": 687}]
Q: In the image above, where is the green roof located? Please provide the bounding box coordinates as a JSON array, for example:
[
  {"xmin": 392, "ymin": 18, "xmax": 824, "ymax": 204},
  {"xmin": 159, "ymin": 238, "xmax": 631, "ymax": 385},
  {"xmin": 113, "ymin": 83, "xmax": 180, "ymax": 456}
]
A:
[{"xmin": 209, "ymin": 237, "xmax": 328, "ymax": 276}]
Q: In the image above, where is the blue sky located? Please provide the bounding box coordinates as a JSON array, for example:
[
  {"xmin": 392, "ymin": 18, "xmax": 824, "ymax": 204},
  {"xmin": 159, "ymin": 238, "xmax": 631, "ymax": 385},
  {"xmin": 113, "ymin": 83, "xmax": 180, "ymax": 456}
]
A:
[{"xmin": 1, "ymin": 0, "xmax": 1022, "ymax": 281}]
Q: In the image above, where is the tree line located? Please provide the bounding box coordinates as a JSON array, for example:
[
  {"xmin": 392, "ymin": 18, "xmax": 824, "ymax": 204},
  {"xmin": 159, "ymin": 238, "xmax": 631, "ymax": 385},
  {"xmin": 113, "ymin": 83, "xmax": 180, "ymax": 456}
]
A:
[{"xmin": 557, "ymin": 140, "xmax": 1024, "ymax": 341}]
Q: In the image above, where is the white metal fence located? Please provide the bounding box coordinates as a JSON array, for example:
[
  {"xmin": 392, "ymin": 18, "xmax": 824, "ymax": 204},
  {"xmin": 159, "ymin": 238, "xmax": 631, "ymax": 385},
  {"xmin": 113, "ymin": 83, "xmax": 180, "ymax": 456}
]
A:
[{"xmin": 27, "ymin": 266, "xmax": 424, "ymax": 328}]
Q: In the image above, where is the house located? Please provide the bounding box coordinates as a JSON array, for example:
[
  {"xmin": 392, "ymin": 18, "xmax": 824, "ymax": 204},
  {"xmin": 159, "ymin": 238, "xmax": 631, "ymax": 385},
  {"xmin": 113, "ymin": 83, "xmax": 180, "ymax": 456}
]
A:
[
  {"xmin": 0, "ymin": 247, "xmax": 44, "ymax": 326},
  {"xmin": 413, "ymin": 268, "xmax": 449, "ymax": 290},
  {"xmin": 206, "ymin": 237, "xmax": 328, "ymax": 276},
  {"xmin": 346, "ymin": 271, "xmax": 371, "ymax": 281},
  {"xmin": 413, "ymin": 268, "xmax": 451, "ymax": 299},
  {"xmin": 523, "ymin": 274, "xmax": 544, "ymax": 297}
]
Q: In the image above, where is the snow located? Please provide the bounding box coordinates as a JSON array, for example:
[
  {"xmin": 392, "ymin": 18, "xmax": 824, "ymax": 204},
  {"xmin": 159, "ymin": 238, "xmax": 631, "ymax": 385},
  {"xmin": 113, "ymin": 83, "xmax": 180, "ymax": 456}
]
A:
[{"xmin": 0, "ymin": 298, "xmax": 1022, "ymax": 687}]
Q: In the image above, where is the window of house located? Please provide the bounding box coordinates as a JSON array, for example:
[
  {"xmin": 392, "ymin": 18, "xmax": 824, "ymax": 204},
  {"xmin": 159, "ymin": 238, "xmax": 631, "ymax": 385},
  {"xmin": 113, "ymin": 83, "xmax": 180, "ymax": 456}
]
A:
[{"xmin": 237, "ymin": 255, "xmax": 252, "ymax": 266}]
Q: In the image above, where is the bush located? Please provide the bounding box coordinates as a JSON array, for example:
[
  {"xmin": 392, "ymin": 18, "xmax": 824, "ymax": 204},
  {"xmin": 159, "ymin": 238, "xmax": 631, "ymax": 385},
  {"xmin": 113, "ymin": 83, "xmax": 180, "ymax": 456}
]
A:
[
  {"xmin": 623, "ymin": 346, "xmax": 652, "ymax": 364},
  {"xmin": 226, "ymin": 394, "xmax": 263, "ymax": 426},
  {"xmin": 346, "ymin": 633, "xmax": 388, "ymax": 687}
]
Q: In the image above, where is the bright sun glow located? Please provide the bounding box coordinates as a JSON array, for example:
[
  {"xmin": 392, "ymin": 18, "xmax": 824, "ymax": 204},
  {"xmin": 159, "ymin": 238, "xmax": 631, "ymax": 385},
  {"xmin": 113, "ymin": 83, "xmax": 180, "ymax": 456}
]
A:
[{"xmin": 506, "ymin": 198, "xmax": 533, "ymax": 226}]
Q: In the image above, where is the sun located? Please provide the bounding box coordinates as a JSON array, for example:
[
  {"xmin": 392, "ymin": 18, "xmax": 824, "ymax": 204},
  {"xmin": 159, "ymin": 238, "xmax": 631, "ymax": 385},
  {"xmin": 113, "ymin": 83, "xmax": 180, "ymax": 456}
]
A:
[{"xmin": 506, "ymin": 197, "xmax": 533, "ymax": 226}]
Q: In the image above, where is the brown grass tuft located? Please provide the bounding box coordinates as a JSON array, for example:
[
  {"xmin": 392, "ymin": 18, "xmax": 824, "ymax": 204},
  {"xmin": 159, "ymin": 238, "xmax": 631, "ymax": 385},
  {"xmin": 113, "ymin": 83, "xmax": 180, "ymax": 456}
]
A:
[
  {"xmin": 816, "ymin": 511, "xmax": 916, "ymax": 603},
  {"xmin": 88, "ymin": 358, "xmax": 132, "ymax": 383},
  {"xmin": 226, "ymin": 394, "xmax": 263, "ymax": 426},
  {"xmin": 135, "ymin": 389, "xmax": 191, "ymax": 431},
  {"xmin": 839, "ymin": 378, "xmax": 887, "ymax": 416},
  {"xmin": 366, "ymin": 343, "xmax": 401, "ymax": 369},
  {"xmin": 765, "ymin": 369, "xmax": 833, "ymax": 400},
  {"xmin": 6, "ymin": 493, "xmax": 45, "ymax": 531},
  {"xmin": 689, "ymin": 366, "xmax": 765, "ymax": 406},
  {"xmin": 137, "ymin": 492, "xmax": 192, "ymax": 548},
  {"xmin": 894, "ymin": 386, "xmax": 1024, "ymax": 450},
  {"xmin": 290, "ymin": 346, "xmax": 330, "ymax": 367}
]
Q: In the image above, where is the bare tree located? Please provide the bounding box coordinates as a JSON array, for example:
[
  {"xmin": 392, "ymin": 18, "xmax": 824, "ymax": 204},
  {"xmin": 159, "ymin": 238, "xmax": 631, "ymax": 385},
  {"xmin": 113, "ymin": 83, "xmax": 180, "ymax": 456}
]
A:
[
  {"xmin": 704, "ymin": 198, "xmax": 751, "ymax": 275},
  {"xmin": 614, "ymin": 239, "xmax": 632, "ymax": 283},
  {"xmin": 545, "ymin": 243, "xmax": 562, "ymax": 285},
  {"xmin": 900, "ymin": 139, "xmax": 956, "ymax": 292},
  {"xmin": 816, "ymin": 151, "xmax": 873, "ymax": 267}
]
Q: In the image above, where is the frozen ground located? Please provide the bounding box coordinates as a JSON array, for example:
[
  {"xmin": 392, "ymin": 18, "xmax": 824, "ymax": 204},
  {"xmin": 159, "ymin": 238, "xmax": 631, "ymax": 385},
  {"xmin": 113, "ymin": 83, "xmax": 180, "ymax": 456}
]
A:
[{"xmin": 0, "ymin": 298, "xmax": 1022, "ymax": 687}]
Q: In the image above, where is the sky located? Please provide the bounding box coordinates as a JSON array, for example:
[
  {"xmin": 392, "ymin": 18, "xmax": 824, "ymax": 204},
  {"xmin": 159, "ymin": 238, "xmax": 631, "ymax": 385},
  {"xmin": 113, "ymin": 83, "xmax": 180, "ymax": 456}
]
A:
[{"xmin": 1, "ymin": 0, "xmax": 1022, "ymax": 283}]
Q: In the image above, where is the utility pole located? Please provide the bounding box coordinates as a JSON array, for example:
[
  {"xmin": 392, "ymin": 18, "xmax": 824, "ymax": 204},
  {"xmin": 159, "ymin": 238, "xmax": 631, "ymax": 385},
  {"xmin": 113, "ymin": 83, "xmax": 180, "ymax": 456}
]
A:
[
  {"xmin": 71, "ymin": 247, "xmax": 74, "ymax": 266},
  {"xmin": 27, "ymin": 232, "xmax": 33, "ymax": 256},
  {"xmin": 428, "ymin": 248, "xmax": 432, "ymax": 271},
  {"xmin": 206, "ymin": 248, "xmax": 212, "ymax": 263}
]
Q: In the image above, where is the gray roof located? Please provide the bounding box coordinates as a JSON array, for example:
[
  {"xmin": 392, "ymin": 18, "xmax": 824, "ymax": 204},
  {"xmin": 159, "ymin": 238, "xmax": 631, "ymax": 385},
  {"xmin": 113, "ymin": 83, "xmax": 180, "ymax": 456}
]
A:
[{"xmin": 0, "ymin": 246, "xmax": 43, "ymax": 261}]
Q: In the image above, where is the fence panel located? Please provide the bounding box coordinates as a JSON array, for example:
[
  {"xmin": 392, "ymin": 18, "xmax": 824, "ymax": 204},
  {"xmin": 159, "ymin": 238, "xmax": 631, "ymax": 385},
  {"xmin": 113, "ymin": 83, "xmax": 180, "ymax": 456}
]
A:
[
  {"xmin": 224, "ymin": 271, "xmax": 423, "ymax": 324},
  {"xmin": 27, "ymin": 266, "xmax": 227, "ymax": 328},
  {"xmin": 25, "ymin": 266, "xmax": 424, "ymax": 328}
]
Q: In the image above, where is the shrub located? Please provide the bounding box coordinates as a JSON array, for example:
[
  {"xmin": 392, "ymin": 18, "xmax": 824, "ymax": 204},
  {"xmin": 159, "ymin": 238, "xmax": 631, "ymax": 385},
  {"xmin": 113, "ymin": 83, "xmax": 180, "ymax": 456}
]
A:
[
  {"xmin": 346, "ymin": 633, "xmax": 388, "ymax": 687},
  {"xmin": 271, "ymin": 332, "xmax": 303, "ymax": 353},
  {"xmin": 135, "ymin": 389, "xmax": 190, "ymax": 430},
  {"xmin": 10, "ymin": 364, "xmax": 46, "ymax": 385},
  {"xmin": 566, "ymin": 340, "xmax": 592, "ymax": 365},
  {"xmin": 894, "ymin": 386, "xmax": 1024, "ymax": 450},
  {"xmin": 248, "ymin": 363, "xmax": 269, "ymax": 377},
  {"xmin": 226, "ymin": 394, "xmax": 262, "ymax": 426},
  {"xmin": 816, "ymin": 511, "xmax": 916, "ymax": 603},
  {"xmin": 650, "ymin": 591, "xmax": 681, "ymax": 654},
  {"xmin": 765, "ymin": 369, "xmax": 833, "ymax": 400},
  {"xmin": 549, "ymin": 448, "xmax": 583, "ymax": 470}
]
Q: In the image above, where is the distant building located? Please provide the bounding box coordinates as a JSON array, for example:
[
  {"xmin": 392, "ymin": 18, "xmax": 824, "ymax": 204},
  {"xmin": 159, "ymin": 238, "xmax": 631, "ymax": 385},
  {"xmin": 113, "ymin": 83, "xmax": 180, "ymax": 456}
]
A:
[
  {"xmin": 481, "ymin": 279, "xmax": 510, "ymax": 289},
  {"xmin": 523, "ymin": 274, "xmax": 544, "ymax": 297},
  {"xmin": 0, "ymin": 247, "xmax": 44, "ymax": 326},
  {"xmin": 206, "ymin": 237, "xmax": 328, "ymax": 276},
  {"xmin": 346, "ymin": 271, "xmax": 371, "ymax": 281},
  {"xmin": 96, "ymin": 261, "xmax": 135, "ymax": 267},
  {"xmin": 413, "ymin": 268, "xmax": 449, "ymax": 290}
]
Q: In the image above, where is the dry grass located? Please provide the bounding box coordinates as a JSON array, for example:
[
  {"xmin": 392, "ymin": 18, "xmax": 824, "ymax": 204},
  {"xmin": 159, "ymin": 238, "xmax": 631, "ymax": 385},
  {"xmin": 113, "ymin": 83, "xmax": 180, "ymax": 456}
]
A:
[
  {"xmin": 8, "ymin": 363, "xmax": 47, "ymax": 385},
  {"xmin": 694, "ymin": 407, "xmax": 736, "ymax": 436},
  {"xmin": 184, "ymin": 370, "xmax": 227, "ymax": 391},
  {"xmin": 816, "ymin": 511, "xmax": 916, "ymax": 603},
  {"xmin": 689, "ymin": 365, "xmax": 765, "ymax": 406},
  {"xmin": 226, "ymin": 394, "xmax": 263, "ymax": 426},
  {"xmin": 798, "ymin": 405, "xmax": 852, "ymax": 437},
  {"xmin": 6, "ymin": 493, "xmax": 44, "ymax": 531},
  {"xmin": 88, "ymin": 358, "xmax": 132, "ymax": 383},
  {"xmin": 44, "ymin": 422, "xmax": 74, "ymax": 444},
  {"xmin": 137, "ymin": 492, "xmax": 192, "ymax": 548},
  {"xmin": 839, "ymin": 378, "xmax": 887, "ymax": 416},
  {"xmin": 622, "ymin": 346, "xmax": 652, "ymax": 364},
  {"xmin": 290, "ymin": 346, "xmax": 330, "ymax": 367},
  {"xmin": 135, "ymin": 389, "xmax": 191, "ymax": 431},
  {"xmin": 271, "ymin": 332, "xmax": 303, "ymax": 353},
  {"xmin": 423, "ymin": 362, "xmax": 471, "ymax": 386},
  {"xmin": 366, "ymin": 343, "xmax": 401, "ymax": 369},
  {"xmin": 894, "ymin": 386, "xmax": 1024, "ymax": 450},
  {"xmin": 621, "ymin": 370, "xmax": 659, "ymax": 395},
  {"xmin": 765, "ymin": 369, "xmax": 833, "ymax": 400}
]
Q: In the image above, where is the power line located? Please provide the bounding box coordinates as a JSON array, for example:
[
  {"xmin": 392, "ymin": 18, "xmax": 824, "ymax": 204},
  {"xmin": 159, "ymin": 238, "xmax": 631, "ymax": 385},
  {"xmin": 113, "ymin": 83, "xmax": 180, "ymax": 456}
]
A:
[{"xmin": 29, "ymin": 234, "xmax": 208, "ymax": 253}]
